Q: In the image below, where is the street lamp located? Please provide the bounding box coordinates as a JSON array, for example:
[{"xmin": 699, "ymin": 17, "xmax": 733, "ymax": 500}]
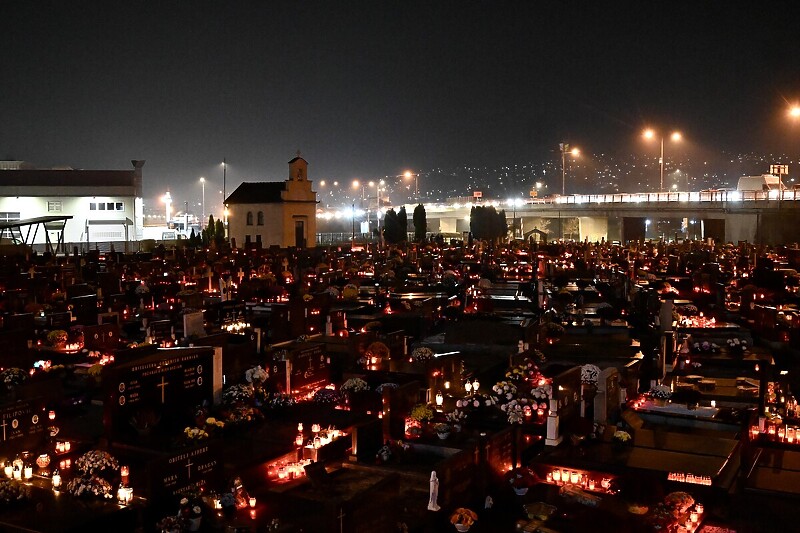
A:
[
  {"xmin": 199, "ymin": 177, "xmax": 205, "ymax": 228},
  {"xmin": 162, "ymin": 191, "xmax": 172, "ymax": 224},
  {"xmin": 559, "ymin": 143, "xmax": 580, "ymax": 196},
  {"xmin": 643, "ymin": 129, "xmax": 682, "ymax": 192},
  {"xmin": 789, "ymin": 105, "xmax": 800, "ymax": 119}
]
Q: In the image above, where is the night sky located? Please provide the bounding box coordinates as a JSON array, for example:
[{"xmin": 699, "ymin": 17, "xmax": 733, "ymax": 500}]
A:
[{"xmin": 2, "ymin": 1, "xmax": 799, "ymax": 206}]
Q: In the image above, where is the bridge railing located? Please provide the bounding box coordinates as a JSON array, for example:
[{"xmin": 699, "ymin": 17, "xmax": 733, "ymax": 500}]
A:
[{"xmin": 544, "ymin": 189, "xmax": 800, "ymax": 205}]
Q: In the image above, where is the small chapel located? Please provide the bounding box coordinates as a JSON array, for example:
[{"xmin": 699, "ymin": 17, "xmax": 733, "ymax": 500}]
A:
[{"xmin": 224, "ymin": 154, "xmax": 318, "ymax": 248}]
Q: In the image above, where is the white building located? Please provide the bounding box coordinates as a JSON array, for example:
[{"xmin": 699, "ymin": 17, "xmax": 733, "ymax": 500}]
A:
[
  {"xmin": 0, "ymin": 160, "xmax": 144, "ymax": 248},
  {"xmin": 225, "ymin": 155, "xmax": 317, "ymax": 248}
]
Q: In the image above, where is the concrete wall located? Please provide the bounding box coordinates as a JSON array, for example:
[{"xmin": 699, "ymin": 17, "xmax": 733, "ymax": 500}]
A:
[{"xmin": 578, "ymin": 216, "xmax": 608, "ymax": 242}]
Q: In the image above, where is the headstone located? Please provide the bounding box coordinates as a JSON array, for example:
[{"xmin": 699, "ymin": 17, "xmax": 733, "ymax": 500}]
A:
[
  {"xmin": 593, "ymin": 367, "xmax": 620, "ymax": 423},
  {"xmin": 0, "ymin": 399, "xmax": 47, "ymax": 456},
  {"xmin": 102, "ymin": 347, "xmax": 218, "ymax": 441},
  {"xmin": 146, "ymin": 440, "xmax": 223, "ymax": 502},
  {"xmin": 183, "ymin": 311, "xmax": 205, "ymax": 339},
  {"xmin": 148, "ymin": 319, "xmax": 174, "ymax": 343},
  {"xmin": 83, "ymin": 323, "xmax": 120, "ymax": 351}
]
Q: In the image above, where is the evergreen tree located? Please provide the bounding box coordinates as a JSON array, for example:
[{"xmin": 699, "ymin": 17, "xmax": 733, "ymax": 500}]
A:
[
  {"xmin": 215, "ymin": 219, "xmax": 225, "ymax": 245},
  {"xmin": 382, "ymin": 208, "xmax": 401, "ymax": 244},
  {"xmin": 413, "ymin": 204, "xmax": 427, "ymax": 242},
  {"xmin": 397, "ymin": 206, "xmax": 408, "ymax": 242}
]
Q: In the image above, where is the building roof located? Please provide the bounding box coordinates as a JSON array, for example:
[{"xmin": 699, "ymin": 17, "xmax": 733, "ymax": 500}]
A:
[
  {"xmin": 0, "ymin": 169, "xmax": 135, "ymax": 188},
  {"xmin": 225, "ymin": 182, "xmax": 286, "ymax": 204},
  {"xmin": 287, "ymin": 156, "xmax": 307, "ymax": 164}
]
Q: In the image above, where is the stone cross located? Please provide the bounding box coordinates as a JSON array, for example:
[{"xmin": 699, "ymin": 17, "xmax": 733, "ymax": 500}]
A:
[
  {"xmin": 0, "ymin": 419, "xmax": 7, "ymax": 441},
  {"xmin": 237, "ymin": 267, "xmax": 245, "ymax": 284},
  {"xmin": 185, "ymin": 458, "xmax": 194, "ymax": 479}
]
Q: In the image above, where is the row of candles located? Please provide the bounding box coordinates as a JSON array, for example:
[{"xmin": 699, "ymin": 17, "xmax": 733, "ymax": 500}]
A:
[
  {"xmin": 667, "ymin": 472, "xmax": 713, "ymax": 486},
  {"xmin": 267, "ymin": 459, "xmax": 312, "ymax": 481},
  {"xmin": 751, "ymin": 424, "xmax": 800, "ymax": 443},
  {"xmin": 295, "ymin": 423, "xmax": 344, "ymax": 449},
  {"xmin": 544, "ymin": 469, "xmax": 613, "ymax": 492}
]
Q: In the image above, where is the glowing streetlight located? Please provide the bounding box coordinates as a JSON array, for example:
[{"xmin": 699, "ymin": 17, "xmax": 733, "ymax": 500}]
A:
[
  {"xmin": 789, "ymin": 105, "xmax": 800, "ymax": 119},
  {"xmin": 199, "ymin": 177, "xmax": 205, "ymax": 228},
  {"xmin": 162, "ymin": 191, "xmax": 172, "ymax": 223},
  {"xmin": 643, "ymin": 129, "xmax": 682, "ymax": 192},
  {"xmin": 559, "ymin": 143, "xmax": 580, "ymax": 196}
]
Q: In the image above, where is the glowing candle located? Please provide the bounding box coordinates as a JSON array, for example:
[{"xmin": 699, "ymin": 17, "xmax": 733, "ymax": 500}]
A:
[
  {"xmin": 552, "ymin": 470, "xmax": 561, "ymax": 482},
  {"xmin": 23, "ymin": 466, "xmax": 32, "ymax": 479},
  {"xmin": 120, "ymin": 465, "xmax": 129, "ymax": 485},
  {"xmin": 52, "ymin": 472, "xmax": 62, "ymax": 489},
  {"xmin": 690, "ymin": 512, "xmax": 698, "ymax": 523},
  {"xmin": 249, "ymin": 497, "xmax": 256, "ymax": 508},
  {"xmin": 3, "ymin": 465, "xmax": 11, "ymax": 478}
]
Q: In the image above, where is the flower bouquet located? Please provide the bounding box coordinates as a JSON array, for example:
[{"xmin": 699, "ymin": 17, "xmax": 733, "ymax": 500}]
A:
[
  {"xmin": 313, "ymin": 388, "xmax": 343, "ymax": 405},
  {"xmin": 365, "ymin": 341, "xmax": 390, "ymax": 360},
  {"xmin": 581, "ymin": 364, "xmax": 601, "ymax": 386},
  {"xmin": 340, "ymin": 378, "xmax": 370, "ymax": 393},
  {"xmin": 184, "ymin": 427, "xmax": 209, "ymax": 441},
  {"xmin": 156, "ymin": 514, "xmax": 187, "ymax": 533},
  {"xmin": 75, "ymin": 449, "xmax": 120, "ymax": 476},
  {"xmin": 0, "ymin": 479, "xmax": 31, "ymax": 506},
  {"xmin": 434, "ymin": 422, "xmax": 451, "ymax": 439},
  {"xmin": 505, "ymin": 358, "xmax": 542, "ymax": 382},
  {"xmin": 612, "ymin": 430, "xmax": 632, "ymax": 445},
  {"xmin": 0, "ymin": 368, "xmax": 27, "ymax": 391},
  {"xmin": 264, "ymin": 392, "xmax": 296, "ymax": 409},
  {"xmin": 222, "ymin": 383, "xmax": 254, "ymax": 406},
  {"xmin": 507, "ymin": 466, "xmax": 538, "ymax": 495},
  {"xmin": 47, "ymin": 329, "xmax": 69, "ymax": 347},
  {"xmin": 411, "ymin": 346, "xmax": 435, "ymax": 362},
  {"xmin": 726, "ymin": 338, "xmax": 748, "ymax": 356},
  {"xmin": 649, "ymin": 385, "xmax": 672, "ymax": 406},
  {"xmin": 244, "ymin": 365, "xmax": 268, "ymax": 385},
  {"xmin": 664, "ymin": 491, "xmax": 695, "ymax": 516},
  {"xmin": 66, "ymin": 475, "xmax": 114, "ymax": 499},
  {"xmin": 692, "ymin": 341, "xmax": 720, "ymax": 354},
  {"xmin": 409, "ymin": 403, "xmax": 434, "ymax": 423},
  {"xmin": 450, "ymin": 507, "xmax": 478, "ymax": 531}
]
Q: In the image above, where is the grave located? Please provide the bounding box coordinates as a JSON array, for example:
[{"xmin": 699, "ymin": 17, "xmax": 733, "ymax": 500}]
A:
[
  {"xmin": 0, "ymin": 398, "xmax": 47, "ymax": 457},
  {"xmin": 102, "ymin": 346, "xmax": 221, "ymax": 442},
  {"xmin": 593, "ymin": 367, "xmax": 621, "ymax": 423}
]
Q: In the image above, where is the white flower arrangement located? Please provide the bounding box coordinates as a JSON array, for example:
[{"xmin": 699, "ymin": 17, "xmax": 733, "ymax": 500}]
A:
[
  {"xmin": 66, "ymin": 475, "xmax": 114, "ymax": 499},
  {"xmin": 581, "ymin": 364, "xmax": 601, "ymax": 385},
  {"xmin": 531, "ymin": 382, "xmax": 552, "ymax": 400},
  {"xmin": 456, "ymin": 398, "xmax": 484, "ymax": 409},
  {"xmin": 649, "ymin": 385, "xmax": 672, "ymax": 400},
  {"xmin": 411, "ymin": 347, "xmax": 435, "ymax": 361},
  {"xmin": 500, "ymin": 400, "xmax": 525, "ymax": 424},
  {"xmin": 727, "ymin": 338, "xmax": 748, "ymax": 354},
  {"xmin": 446, "ymin": 409, "xmax": 467, "ymax": 423},
  {"xmin": 341, "ymin": 377, "xmax": 370, "ymax": 393},
  {"xmin": 0, "ymin": 368, "xmax": 27, "ymax": 389},
  {"xmin": 222, "ymin": 383, "xmax": 255, "ymax": 405},
  {"xmin": 245, "ymin": 365, "xmax": 268, "ymax": 384},
  {"xmin": 75, "ymin": 450, "xmax": 119, "ymax": 475},
  {"xmin": 491, "ymin": 380, "xmax": 518, "ymax": 400}
]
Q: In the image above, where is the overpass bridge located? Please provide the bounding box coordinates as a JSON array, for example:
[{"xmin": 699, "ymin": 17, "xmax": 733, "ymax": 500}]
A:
[{"xmin": 412, "ymin": 190, "xmax": 800, "ymax": 244}]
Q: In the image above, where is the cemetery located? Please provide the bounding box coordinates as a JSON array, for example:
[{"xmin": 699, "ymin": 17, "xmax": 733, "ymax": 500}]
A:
[{"xmin": 0, "ymin": 238, "xmax": 798, "ymax": 531}]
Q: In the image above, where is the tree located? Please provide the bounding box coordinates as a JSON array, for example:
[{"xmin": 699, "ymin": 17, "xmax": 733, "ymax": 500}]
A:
[
  {"xmin": 470, "ymin": 206, "xmax": 508, "ymax": 243},
  {"xmin": 413, "ymin": 204, "xmax": 427, "ymax": 242},
  {"xmin": 382, "ymin": 209, "xmax": 402, "ymax": 244},
  {"xmin": 214, "ymin": 219, "xmax": 225, "ymax": 245},
  {"xmin": 397, "ymin": 206, "xmax": 408, "ymax": 243}
]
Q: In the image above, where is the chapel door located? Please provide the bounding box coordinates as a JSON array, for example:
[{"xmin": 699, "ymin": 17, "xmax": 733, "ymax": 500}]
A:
[{"xmin": 295, "ymin": 220, "xmax": 305, "ymax": 248}]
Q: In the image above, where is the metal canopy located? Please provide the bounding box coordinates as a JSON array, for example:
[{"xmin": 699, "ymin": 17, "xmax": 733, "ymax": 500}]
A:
[{"xmin": 0, "ymin": 215, "xmax": 73, "ymax": 254}]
